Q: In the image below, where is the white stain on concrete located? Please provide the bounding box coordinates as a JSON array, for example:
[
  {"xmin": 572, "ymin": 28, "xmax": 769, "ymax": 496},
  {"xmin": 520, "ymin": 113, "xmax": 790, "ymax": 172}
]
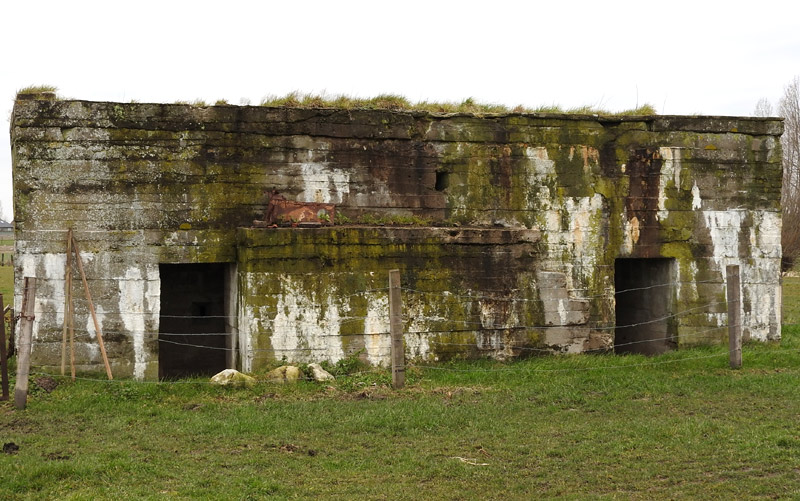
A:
[
  {"xmin": 691, "ymin": 181, "xmax": 702, "ymax": 210},
  {"xmin": 704, "ymin": 210, "xmax": 745, "ymax": 271},
  {"xmin": 404, "ymin": 301, "xmax": 432, "ymax": 359},
  {"xmin": 269, "ymin": 276, "xmax": 347, "ymax": 364},
  {"xmin": 561, "ymin": 194, "xmax": 604, "ymax": 272},
  {"xmin": 238, "ymin": 300, "xmax": 256, "ymax": 373},
  {"xmin": 524, "ymin": 147, "xmax": 557, "ymax": 212},
  {"xmin": 701, "ymin": 209, "xmax": 781, "ymax": 338},
  {"xmin": 557, "ymin": 299, "xmax": 567, "ymax": 325},
  {"xmin": 298, "ymin": 163, "xmax": 351, "ymax": 204},
  {"xmin": 657, "ymin": 147, "xmax": 682, "ymax": 220},
  {"xmin": 119, "ymin": 267, "xmax": 146, "ymax": 379},
  {"xmin": 363, "ymin": 295, "xmax": 390, "ymax": 366},
  {"xmin": 17, "ymin": 253, "xmax": 69, "ymax": 341},
  {"xmin": 620, "ymin": 213, "xmax": 635, "ymax": 255},
  {"xmin": 751, "ymin": 211, "xmax": 782, "ymax": 258}
]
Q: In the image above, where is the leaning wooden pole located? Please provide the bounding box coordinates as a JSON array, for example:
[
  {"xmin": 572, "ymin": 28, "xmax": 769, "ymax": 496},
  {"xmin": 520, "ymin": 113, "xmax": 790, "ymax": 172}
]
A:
[
  {"xmin": 69, "ymin": 277, "xmax": 76, "ymax": 381},
  {"xmin": 71, "ymin": 235, "xmax": 113, "ymax": 380},
  {"xmin": 14, "ymin": 277, "xmax": 36, "ymax": 410},
  {"xmin": 61, "ymin": 229, "xmax": 72, "ymax": 376},
  {"xmin": 388, "ymin": 269, "xmax": 405, "ymax": 389}
]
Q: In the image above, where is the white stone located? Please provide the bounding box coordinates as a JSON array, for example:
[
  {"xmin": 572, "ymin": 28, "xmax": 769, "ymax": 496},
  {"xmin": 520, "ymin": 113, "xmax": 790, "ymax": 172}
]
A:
[
  {"xmin": 308, "ymin": 363, "xmax": 334, "ymax": 382},
  {"xmin": 266, "ymin": 365, "xmax": 302, "ymax": 383},
  {"xmin": 210, "ymin": 369, "xmax": 256, "ymax": 388}
]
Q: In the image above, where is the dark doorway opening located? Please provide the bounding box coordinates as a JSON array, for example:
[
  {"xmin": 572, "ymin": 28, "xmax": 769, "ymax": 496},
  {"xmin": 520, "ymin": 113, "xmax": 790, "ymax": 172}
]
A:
[
  {"xmin": 159, "ymin": 263, "xmax": 227, "ymax": 378},
  {"xmin": 435, "ymin": 171, "xmax": 449, "ymax": 191},
  {"xmin": 615, "ymin": 258, "xmax": 676, "ymax": 355}
]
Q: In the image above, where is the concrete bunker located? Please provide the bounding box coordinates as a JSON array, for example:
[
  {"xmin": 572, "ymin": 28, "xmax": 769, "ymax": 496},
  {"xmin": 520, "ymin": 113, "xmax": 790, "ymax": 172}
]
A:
[
  {"xmin": 8, "ymin": 97, "xmax": 783, "ymax": 379},
  {"xmin": 614, "ymin": 258, "xmax": 677, "ymax": 355},
  {"xmin": 158, "ymin": 263, "xmax": 231, "ymax": 378}
]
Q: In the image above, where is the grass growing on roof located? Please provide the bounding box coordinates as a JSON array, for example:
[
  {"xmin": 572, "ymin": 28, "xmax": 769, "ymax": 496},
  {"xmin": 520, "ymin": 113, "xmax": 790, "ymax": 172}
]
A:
[
  {"xmin": 16, "ymin": 85, "xmax": 58, "ymax": 99},
  {"xmin": 258, "ymin": 91, "xmax": 658, "ymax": 116}
]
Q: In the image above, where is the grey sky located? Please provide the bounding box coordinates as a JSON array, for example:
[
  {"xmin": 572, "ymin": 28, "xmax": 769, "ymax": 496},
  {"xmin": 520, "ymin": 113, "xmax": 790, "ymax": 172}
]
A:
[{"xmin": 2, "ymin": 0, "xmax": 799, "ymax": 220}]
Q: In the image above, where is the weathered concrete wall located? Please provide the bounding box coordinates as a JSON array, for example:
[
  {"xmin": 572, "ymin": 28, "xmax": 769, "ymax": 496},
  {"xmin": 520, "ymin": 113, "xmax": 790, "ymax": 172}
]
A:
[
  {"xmin": 10, "ymin": 97, "xmax": 783, "ymax": 377},
  {"xmin": 235, "ymin": 227, "xmax": 553, "ymax": 370}
]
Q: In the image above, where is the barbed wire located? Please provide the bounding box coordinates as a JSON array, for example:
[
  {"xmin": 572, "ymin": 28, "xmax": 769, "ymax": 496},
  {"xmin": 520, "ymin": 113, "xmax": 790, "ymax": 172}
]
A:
[
  {"xmin": 427, "ymin": 325, "xmax": 732, "ymax": 354},
  {"xmin": 27, "ymin": 274, "xmax": 764, "ymax": 320},
  {"xmin": 42, "ymin": 298, "xmax": 735, "ymax": 346},
  {"xmin": 55, "ymin": 323, "xmax": 763, "ymax": 359}
]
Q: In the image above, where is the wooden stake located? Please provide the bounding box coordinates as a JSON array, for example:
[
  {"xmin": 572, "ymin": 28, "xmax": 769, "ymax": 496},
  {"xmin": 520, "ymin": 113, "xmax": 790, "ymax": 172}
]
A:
[
  {"xmin": 7, "ymin": 308, "xmax": 15, "ymax": 360},
  {"xmin": 69, "ymin": 275, "xmax": 75, "ymax": 381},
  {"xmin": 389, "ymin": 269, "xmax": 405, "ymax": 389},
  {"xmin": 726, "ymin": 265, "xmax": 742, "ymax": 369},
  {"xmin": 71, "ymin": 235, "xmax": 113, "ymax": 380},
  {"xmin": 1, "ymin": 296, "xmax": 9, "ymax": 401},
  {"xmin": 14, "ymin": 277, "xmax": 36, "ymax": 410},
  {"xmin": 61, "ymin": 229, "xmax": 72, "ymax": 376}
]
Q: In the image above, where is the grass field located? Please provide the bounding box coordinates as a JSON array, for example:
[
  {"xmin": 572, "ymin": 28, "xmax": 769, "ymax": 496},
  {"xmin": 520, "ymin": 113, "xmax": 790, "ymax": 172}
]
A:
[
  {"xmin": 0, "ymin": 238, "xmax": 13, "ymax": 302},
  {"xmin": 1, "ymin": 271, "xmax": 800, "ymax": 499},
  {"xmin": 784, "ymin": 276, "xmax": 800, "ymax": 325},
  {"xmin": 0, "ymin": 267, "xmax": 12, "ymax": 301},
  {"xmin": 1, "ymin": 335, "xmax": 800, "ymax": 498}
]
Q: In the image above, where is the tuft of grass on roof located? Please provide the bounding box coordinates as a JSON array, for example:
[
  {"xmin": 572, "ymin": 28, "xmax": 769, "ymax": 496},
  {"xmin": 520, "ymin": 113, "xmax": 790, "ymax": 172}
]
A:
[
  {"xmin": 616, "ymin": 103, "xmax": 658, "ymax": 115},
  {"xmin": 256, "ymin": 92, "xmax": 658, "ymax": 116},
  {"xmin": 16, "ymin": 85, "xmax": 59, "ymax": 100}
]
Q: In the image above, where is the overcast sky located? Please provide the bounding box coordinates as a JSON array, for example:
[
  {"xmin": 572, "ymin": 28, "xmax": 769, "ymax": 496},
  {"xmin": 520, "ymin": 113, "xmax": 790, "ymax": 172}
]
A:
[{"xmin": 2, "ymin": 0, "xmax": 799, "ymax": 220}]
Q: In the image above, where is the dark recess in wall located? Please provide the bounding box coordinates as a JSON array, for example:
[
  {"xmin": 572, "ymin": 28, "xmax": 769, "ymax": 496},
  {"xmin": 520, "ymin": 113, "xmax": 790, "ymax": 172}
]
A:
[
  {"xmin": 614, "ymin": 258, "xmax": 677, "ymax": 355},
  {"xmin": 159, "ymin": 263, "xmax": 227, "ymax": 378}
]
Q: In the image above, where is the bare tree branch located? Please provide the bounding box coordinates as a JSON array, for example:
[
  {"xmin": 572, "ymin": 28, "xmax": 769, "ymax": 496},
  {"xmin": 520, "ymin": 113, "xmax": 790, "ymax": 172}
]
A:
[
  {"xmin": 779, "ymin": 76, "xmax": 800, "ymax": 271},
  {"xmin": 754, "ymin": 97, "xmax": 774, "ymax": 117}
]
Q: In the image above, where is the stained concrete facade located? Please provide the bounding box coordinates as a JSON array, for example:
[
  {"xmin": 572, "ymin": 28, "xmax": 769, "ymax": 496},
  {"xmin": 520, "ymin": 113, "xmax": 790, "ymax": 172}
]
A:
[{"xmin": 10, "ymin": 96, "xmax": 783, "ymax": 378}]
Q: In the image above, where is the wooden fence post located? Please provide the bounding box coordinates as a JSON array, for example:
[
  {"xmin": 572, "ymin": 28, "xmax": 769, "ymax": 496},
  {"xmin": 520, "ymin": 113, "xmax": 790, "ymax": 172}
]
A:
[
  {"xmin": 389, "ymin": 269, "xmax": 405, "ymax": 389},
  {"xmin": 14, "ymin": 277, "xmax": 36, "ymax": 410},
  {"xmin": 726, "ymin": 265, "xmax": 742, "ymax": 369},
  {"xmin": 1, "ymin": 295, "xmax": 8, "ymax": 401},
  {"xmin": 7, "ymin": 307, "xmax": 15, "ymax": 359}
]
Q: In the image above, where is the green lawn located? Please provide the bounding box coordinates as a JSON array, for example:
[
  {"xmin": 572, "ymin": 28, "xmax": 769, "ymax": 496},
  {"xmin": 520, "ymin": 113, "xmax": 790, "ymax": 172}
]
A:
[
  {"xmin": 0, "ymin": 266, "xmax": 12, "ymax": 301},
  {"xmin": 1, "ymin": 270, "xmax": 799, "ymax": 498},
  {"xmin": 0, "ymin": 238, "xmax": 12, "ymax": 302},
  {"xmin": 2, "ymin": 334, "xmax": 800, "ymax": 499},
  {"xmin": 784, "ymin": 276, "xmax": 800, "ymax": 325}
]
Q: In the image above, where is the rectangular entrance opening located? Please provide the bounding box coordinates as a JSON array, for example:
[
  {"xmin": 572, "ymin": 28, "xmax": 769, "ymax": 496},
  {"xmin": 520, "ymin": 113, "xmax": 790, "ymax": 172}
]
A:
[
  {"xmin": 159, "ymin": 263, "xmax": 229, "ymax": 379},
  {"xmin": 614, "ymin": 258, "xmax": 676, "ymax": 355}
]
